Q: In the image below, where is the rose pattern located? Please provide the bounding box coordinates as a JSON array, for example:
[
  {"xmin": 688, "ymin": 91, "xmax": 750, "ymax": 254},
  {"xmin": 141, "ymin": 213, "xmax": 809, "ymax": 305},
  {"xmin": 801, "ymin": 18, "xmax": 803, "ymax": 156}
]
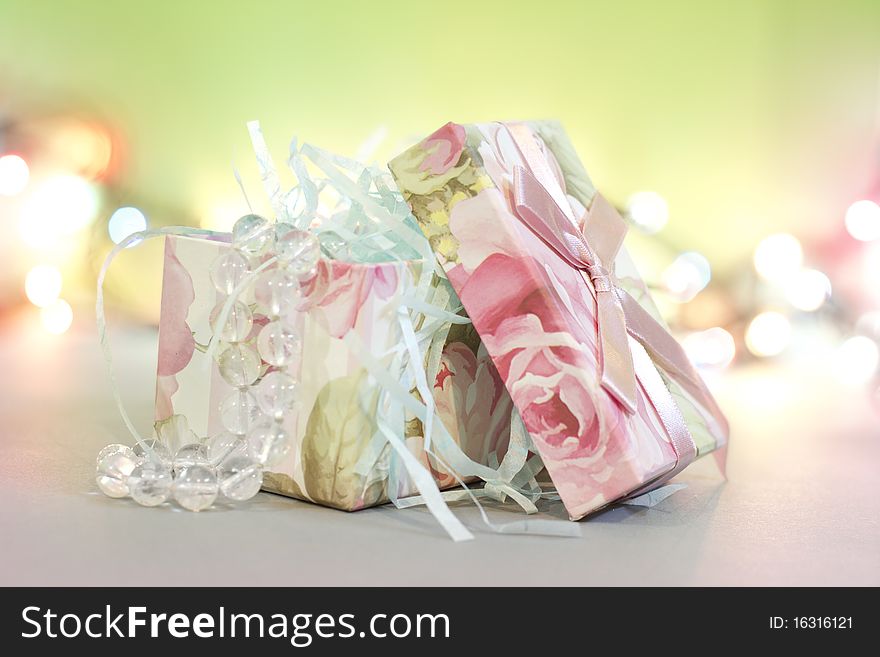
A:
[
  {"xmin": 298, "ymin": 259, "xmax": 399, "ymax": 339},
  {"xmin": 155, "ymin": 238, "xmax": 196, "ymax": 420}
]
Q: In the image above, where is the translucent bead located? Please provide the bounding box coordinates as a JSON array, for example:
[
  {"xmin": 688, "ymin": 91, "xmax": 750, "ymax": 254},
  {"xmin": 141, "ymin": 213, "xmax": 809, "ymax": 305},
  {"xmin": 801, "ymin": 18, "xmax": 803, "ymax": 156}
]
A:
[
  {"xmin": 206, "ymin": 430, "xmax": 247, "ymax": 465},
  {"xmin": 255, "ymin": 370, "xmax": 297, "ymax": 420},
  {"xmin": 232, "ymin": 214, "xmax": 273, "ymax": 257},
  {"xmin": 97, "ymin": 443, "xmax": 132, "ymax": 463},
  {"xmin": 132, "ymin": 439, "xmax": 171, "ymax": 467},
  {"xmin": 254, "ymin": 268, "xmax": 301, "ymax": 318},
  {"xmin": 274, "ymin": 221, "xmax": 296, "ymax": 240},
  {"xmin": 218, "ymin": 455, "xmax": 264, "ymax": 501},
  {"xmin": 95, "ymin": 446, "xmax": 138, "ymax": 498},
  {"xmin": 173, "ymin": 465, "xmax": 218, "ymax": 512},
  {"xmin": 219, "ymin": 389, "xmax": 262, "ymax": 434},
  {"xmin": 247, "ymin": 419, "xmax": 292, "ymax": 466},
  {"xmin": 173, "ymin": 442, "xmax": 208, "ymax": 473},
  {"xmin": 209, "ymin": 300, "xmax": 254, "ymax": 343},
  {"xmin": 127, "ymin": 462, "xmax": 173, "ymax": 507},
  {"xmin": 210, "ymin": 250, "xmax": 251, "ymax": 295},
  {"xmin": 256, "ymin": 320, "xmax": 301, "ymax": 368},
  {"xmin": 276, "ymin": 229, "xmax": 320, "ymax": 278},
  {"xmin": 217, "ymin": 344, "xmax": 261, "ymax": 387}
]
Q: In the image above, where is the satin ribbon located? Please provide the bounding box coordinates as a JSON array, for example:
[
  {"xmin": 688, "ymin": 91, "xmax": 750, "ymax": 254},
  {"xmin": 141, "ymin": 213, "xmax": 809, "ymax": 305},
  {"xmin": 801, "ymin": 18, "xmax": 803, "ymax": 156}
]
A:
[{"xmin": 505, "ymin": 123, "xmax": 729, "ymax": 484}]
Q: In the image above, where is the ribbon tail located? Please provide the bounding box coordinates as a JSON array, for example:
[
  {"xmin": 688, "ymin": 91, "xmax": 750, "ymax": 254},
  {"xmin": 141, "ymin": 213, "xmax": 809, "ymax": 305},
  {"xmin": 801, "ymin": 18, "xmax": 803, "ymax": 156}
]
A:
[
  {"xmin": 620, "ymin": 291, "xmax": 730, "ymax": 441},
  {"xmin": 594, "ymin": 289, "xmax": 638, "ymax": 414}
]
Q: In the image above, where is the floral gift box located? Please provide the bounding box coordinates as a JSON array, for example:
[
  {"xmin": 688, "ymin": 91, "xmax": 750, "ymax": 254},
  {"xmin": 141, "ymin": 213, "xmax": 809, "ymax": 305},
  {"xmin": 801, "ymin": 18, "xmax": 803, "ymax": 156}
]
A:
[
  {"xmin": 390, "ymin": 121, "xmax": 729, "ymax": 519},
  {"xmin": 154, "ymin": 232, "xmax": 514, "ymax": 512}
]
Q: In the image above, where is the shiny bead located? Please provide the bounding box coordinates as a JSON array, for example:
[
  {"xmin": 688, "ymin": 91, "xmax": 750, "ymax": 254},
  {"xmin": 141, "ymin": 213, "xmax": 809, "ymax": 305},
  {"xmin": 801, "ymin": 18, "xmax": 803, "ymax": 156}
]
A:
[
  {"xmin": 128, "ymin": 462, "xmax": 173, "ymax": 507},
  {"xmin": 206, "ymin": 430, "xmax": 247, "ymax": 465},
  {"xmin": 173, "ymin": 465, "xmax": 218, "ymax": 512},
  {"xmin": 210, "ymin": 250, "xmax": 251, "ymax": 295},
  {"xmin": 276, "ymin": 228, "xmax": 320, "ymax": 278},
  {"xmin": 232, "ymin": 214, "xmax": 273, "ymax": 256},
  {"xmin": 255, "ymin": 370, "xmax": 297, "ymax": 420},
  {"xmin": 209, "ymin": 300, "xmax": 254, "ymax": 343},
  {"xmin": 97, "ymin": 443, "xmax": 132, "ymax": 463},
  {"xmin": 219, "ymin": 389, "xmax": 262, "ymax": 435},
  {"xmin": 256, "ymin": 320, "xmax": 301, "ymax": 368},
  {"xmin": 132, "ymin": 439, "xmax": 172, "ymax": 467},
  {"xmin": 274, "ymin": 221, "xmax": 296, "ymax": 240},
  {"xmin": 217, "ymin": 344, "xmax": 261, "ymax": 387},
  {"xmin": 173, "ymin": 442, "xmax": 208, "ymax": 473},
  {"xmin": 95, "ymin": 445, "xmax": 137, "ymax": 498},
  {"xmin": 247, "ymin": 419, "xmax": 292, "ymax": 466},
  {"xmin": 254, "ymin": 268, "xmax": 301, "ymax": 318},
  {"xmin": 218, "ymin": 455, "xmax": 264, "ymax": 502}
]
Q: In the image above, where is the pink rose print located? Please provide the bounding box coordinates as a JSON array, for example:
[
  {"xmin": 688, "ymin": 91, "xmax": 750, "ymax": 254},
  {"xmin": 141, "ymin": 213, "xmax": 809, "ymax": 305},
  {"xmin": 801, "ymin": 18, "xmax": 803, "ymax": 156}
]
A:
[
  {"xmin": 432, "ymin": 342, "xmax": 512, "ymax": 466},
  {"xmin": 155, "ymin": 238, "xmax": 196, "ymax": 420},
  {"xmin": 420, "ymin": 122, "xmax": 467, "ymax": 175},
  {"xmin": 298, "ymin": 260, "xmax": 399, "ymax": 338}
]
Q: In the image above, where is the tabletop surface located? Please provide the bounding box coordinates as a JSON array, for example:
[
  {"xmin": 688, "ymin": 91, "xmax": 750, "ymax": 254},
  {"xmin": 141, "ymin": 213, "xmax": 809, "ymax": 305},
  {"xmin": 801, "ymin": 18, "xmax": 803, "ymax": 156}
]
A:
[{"xmin": 1, "ymin": 319, "xmax": 878, "ymax": 586}]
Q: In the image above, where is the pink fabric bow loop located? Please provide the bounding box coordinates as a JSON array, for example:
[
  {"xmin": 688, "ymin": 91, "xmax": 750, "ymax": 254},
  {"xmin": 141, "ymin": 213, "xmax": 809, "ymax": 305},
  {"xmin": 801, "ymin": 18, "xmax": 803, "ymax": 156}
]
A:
[{"xmin": 513, "ymin": 164, "xmax": 638, "ymax": 415}]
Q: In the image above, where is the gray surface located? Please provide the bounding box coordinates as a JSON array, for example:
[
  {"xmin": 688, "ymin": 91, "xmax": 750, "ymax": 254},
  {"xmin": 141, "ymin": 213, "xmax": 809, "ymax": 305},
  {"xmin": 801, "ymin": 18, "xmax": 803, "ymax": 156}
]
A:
[{"xmin": 1, "ymin": 323, "xmax": 878, "ymax": 586}]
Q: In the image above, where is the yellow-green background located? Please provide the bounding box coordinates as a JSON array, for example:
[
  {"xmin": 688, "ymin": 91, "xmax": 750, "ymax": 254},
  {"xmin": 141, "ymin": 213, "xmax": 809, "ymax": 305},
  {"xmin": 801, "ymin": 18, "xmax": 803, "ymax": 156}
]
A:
[{"xmin": 1, "ymin": 0, "xmax": 879, "ymax": 316}]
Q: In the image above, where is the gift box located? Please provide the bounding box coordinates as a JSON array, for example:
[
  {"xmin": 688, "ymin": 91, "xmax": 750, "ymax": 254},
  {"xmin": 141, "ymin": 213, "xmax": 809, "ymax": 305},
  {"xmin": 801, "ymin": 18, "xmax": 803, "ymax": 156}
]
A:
[
  {"xmin": 153, "ymin": 162, "xmax": 515, "ymax": 513},
  {"xmin": 390, "ymin": 121, "xmax": 729, "ymax": 519}
]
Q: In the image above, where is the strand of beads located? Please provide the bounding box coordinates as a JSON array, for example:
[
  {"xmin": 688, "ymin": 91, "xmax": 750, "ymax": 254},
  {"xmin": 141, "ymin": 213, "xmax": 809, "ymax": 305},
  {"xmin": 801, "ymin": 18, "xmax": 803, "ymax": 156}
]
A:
[{"xmin": 94, "ymin": 213, "xmax": 319, "ymax": 512}]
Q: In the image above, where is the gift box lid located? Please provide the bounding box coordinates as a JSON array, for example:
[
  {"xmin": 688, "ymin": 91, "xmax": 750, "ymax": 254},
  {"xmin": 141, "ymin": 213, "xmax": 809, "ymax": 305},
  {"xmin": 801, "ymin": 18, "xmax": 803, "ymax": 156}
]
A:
[{"xmin": 390, "ymin": 121, "xmax": 729, "ymax": 519}]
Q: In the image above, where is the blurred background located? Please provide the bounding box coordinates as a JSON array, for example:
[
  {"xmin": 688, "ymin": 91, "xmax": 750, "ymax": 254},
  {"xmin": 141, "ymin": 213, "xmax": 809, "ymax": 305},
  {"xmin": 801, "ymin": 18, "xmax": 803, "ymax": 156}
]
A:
[{"xmin": 0, "ymin": 0, "xmax": 879, "ymax": 420}]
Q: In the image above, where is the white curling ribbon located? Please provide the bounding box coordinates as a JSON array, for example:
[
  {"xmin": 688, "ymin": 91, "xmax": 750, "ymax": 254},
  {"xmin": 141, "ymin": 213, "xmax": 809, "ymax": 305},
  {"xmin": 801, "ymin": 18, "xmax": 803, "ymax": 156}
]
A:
[
  {"xmin": 620, "ymin": 482, "xmax": 688, "ymax": 508},
  {"xmin": 247, "ymin": 120, "xmax": 287, "ymax": 222}
]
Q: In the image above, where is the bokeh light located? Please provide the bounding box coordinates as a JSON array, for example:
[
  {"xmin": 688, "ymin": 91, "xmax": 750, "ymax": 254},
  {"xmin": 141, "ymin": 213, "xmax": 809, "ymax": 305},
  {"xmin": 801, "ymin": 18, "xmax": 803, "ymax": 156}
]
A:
[
  {"xmin": 49, "ymin": 119, "xmax": 114, "ymax": 180},
  {"xmin": 40, "ymin": 299, "xmax": 73, "ymax": 334},
  {"xmin": 0, "ymin": 154, "xmax": 30, "ymax": 196},
  {"xmin": 753, "ymin": 233, "xmax": 803, "ymax": 282},
  {"xmin": 783, "ymin": 268, "xmax": 831, "ymax": 312},
  {"xmin": 19, "ymin": 175, "xmax": 100, "ymax": 247},
  {"xmin": 24, "ymin": 265, "xmax": 63, "ymax": 307},
  {"xmin": 844, "ymin": 200, "xmax": 880, "ymax": 242},
  {"xmin": 745, "ymin": 311, "xmax": 791, "ymax": 357},
  {"xmin": 625, "ymin": 191, "xmax": 668, "ymax": 234},
  {"xmin": 856, "ymin": 311, "xmax": 880, "ymax": 340},
  {"xmin": 834, "ymin": 336, "xmax": 879, "ymax": 384},
  {"xmin": 682, "ymin": 327, "xmax": 736, "ymax": 368},
  {"xmin": 662, "ymin": 251, "xmax": 711, "ymax": 302},
  {"xmin": 108, "ymin": 206, "xmax": 147, "ymax": 246}
]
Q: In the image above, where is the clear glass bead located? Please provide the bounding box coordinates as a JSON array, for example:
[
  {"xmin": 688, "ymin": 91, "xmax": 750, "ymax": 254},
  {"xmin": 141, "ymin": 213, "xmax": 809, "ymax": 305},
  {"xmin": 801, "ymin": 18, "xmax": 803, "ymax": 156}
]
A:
[
  {"xmin": 95, "ymin": 445, "xmax": 137, "ymax": 498},
  {"xmin": 253, "ymin": 268, "xmax": 301, "ymax": 318},
  {"xmin": 97, "ymin": 443, "xmax": 132, "ymax": 463},
  {"xmin": 210, "ymin": 250, "xmax": 251, "ymax": 295},
  {"xmin": 255, "ymin": 370, "xmax": 297, "ymax": 420},
  {"xmin": 132, "ymin": 439, "xmax": 171, "ymax": 467},
  {"xmin": 173, "ymin": 465, "xmax": 218, "ymax": 512},
  {"xmin": 128, "ymin": 462, "xmax": 173, "ymax": 507},
  {"xmin": 219, "ymin": 389, "xmax": 262, "ymax": 435},
  {"xmin": 173, "ymin": 442, "xmax": 208, "ymax": 473},
  {"xmin": 232, "ymin": 214, "xmax": 273, "ymax": 257},
  {"xmin": 274, "ymin": 221, "xmax": 295, "ymax": 240},
  {"xmin": 206, "ymin": 430, "xmax": 247, "ymax": 465},
  {"xmin": 318, "ymin": 230, "xmax": 351, "ymax": 261},
  {"xmin": 217, "ymin": 344, "xmax": 261, "ymax": 387},
  {"xmin": 209, "ymin": 300, "xmax": 254, "ymax": 343},
  {"xmin": 256, "ymin": 320, "xmax": 301, "ymax": 368},
  {"xmin": 247, "ymin": 419, "xmax": 292, "ymax": 466},
  {"xmin": 276, "ymin": 228, "xmax": 320, "ymax": 278},
  {"xmin": 218, "ymin": 455, "xmax": 264, "ymax": 502}
]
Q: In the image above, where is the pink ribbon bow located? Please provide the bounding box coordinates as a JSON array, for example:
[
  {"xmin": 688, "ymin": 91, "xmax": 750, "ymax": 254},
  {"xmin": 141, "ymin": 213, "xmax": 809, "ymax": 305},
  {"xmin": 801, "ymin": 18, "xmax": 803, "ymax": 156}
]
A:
[{"xmin": 505, "ymin": 123, "xmax": 729, "ymax": 480}]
